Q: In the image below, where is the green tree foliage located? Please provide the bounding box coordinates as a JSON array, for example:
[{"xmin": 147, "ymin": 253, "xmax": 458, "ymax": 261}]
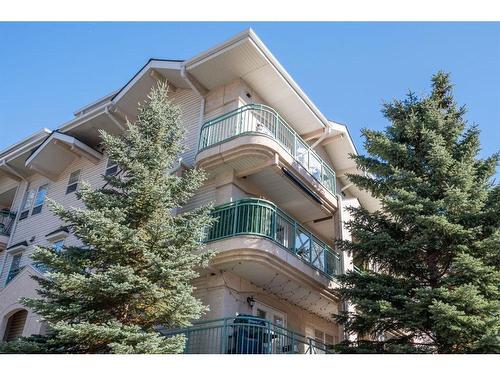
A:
[
  {"xmin": 0, "ymin": 83, "xmax": 214, "ymax": 353},
  {"xmin": 335, "ymin": 72, "xmax": 499, "ymax": 353}
]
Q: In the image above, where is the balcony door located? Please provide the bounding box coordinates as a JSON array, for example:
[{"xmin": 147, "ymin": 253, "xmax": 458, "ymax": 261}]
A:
[{"xmin": 253, "ymin": 301, "xmax": 287, "ymax": 328}]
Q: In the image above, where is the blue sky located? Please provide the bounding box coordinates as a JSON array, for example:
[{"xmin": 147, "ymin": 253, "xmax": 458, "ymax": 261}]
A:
[{"xmin": 0, "ymin": 22, "xmax": 498, "ymax": 179}]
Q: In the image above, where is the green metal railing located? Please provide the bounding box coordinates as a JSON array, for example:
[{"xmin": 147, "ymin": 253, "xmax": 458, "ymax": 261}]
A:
[
  {"xmin": 353, "ymin": 265, "xmax": 363, "ymax": 275},
  {"xmin": 161, "ymin": 316, "xmax": 334, "ymax": 354},
  {"xmin": 198, "ymin": 104, "xmax": 336, "ymax": 195},
  {"xmin": 206, "ymin": 198, "xmax": 341, "ymax": 278},
  {"xmin": 0, "ymin": 209, "xmax": 15, "ymax": 236}
]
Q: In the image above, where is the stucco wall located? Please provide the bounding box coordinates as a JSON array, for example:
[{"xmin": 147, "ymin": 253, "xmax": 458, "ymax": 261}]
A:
[
  {"xmin": 193, "ymin": 271, "xmax": 341, "ymax": 344},
  {"xmin": 0, "ymin": 266, "xmax": 45, "ymax": 339}
]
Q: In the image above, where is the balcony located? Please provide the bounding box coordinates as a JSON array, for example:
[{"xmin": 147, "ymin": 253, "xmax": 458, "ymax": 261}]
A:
[
  {"xmin": 197, "ymin": 104, "xmax": 337, "ymax": 213},
  {"xmin": 0, "ymin": 210, "xmax": 16, "ymax": 248},
  {"xmin": 207, "ymin": 198, "xmax": 341, "ymax": 278},
  {"xmin": 161, "ymin": 315, "xmax": 334, "ymax": 354}
]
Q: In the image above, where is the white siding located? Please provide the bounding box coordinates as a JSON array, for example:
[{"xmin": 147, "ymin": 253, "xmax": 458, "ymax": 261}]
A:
[
  {"xmin": 0, "ymin": 89, "xmax": 203, "ymax": 288},
  {"xmin": 178, "ymin": 182, "xmax": 216, "ymax": 214},
  {"xmin": 0, "ymin": 155, "xmax": 109, "ymax": 287},
  {"xmin": 170, "ymin": 88, "xmax": 202, "ymax": 167}
]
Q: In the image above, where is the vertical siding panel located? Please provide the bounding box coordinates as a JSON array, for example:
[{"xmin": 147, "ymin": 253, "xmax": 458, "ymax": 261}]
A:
[
  {"xmin": 178, "ymin": 182, "xmax": 216, "ymax": 214},
  {"xmin": 170, "ymin": 88, "xmax": 202, "ymax": 167}
]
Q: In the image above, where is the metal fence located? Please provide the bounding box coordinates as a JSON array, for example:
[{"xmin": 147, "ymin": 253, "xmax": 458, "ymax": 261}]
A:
[
  {"xmin": 162, "ymin": 316, "xmax": 334, "ymax": 354},
  {"xmin": 206, "ymin": 198, "xmax": 341, "ymax": 278},
  {"xmin": 199, "ymin": 104, "xmax": 336, "ymax": 195}
]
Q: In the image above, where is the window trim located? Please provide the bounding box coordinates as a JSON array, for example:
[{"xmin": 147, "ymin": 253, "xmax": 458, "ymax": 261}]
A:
[
  {"xmin": 51, "ymin": 239, "xmax": 65, "ymax": 254},
  {"xmin": 45, "ymin": 228, "xmax": 69, "ymax": 242},
  {"xmin": 105, "ymin": 157, "xmax": 118, "ymax": 176},
  {"xmin": 65, "ymin": 169, "xmax": 81, "ymax": 195},
  {"xmin": 31, "ymin": 184, "xmax": 49, "ymax": 216},
  {"xmin": 311, "ymin": 328, "xmax": 336, "ymax": 351},
  {"xmin": 19, "ymin": 189, "xmax": 35, "ymax": 221},
  {"xmin": 6, "ymin": 242, "xmax": 27, "ymax": 255},
  {"xmin": 6, "ymin": 253, "xmax": 23, "ymax": 285},
  {"xmin": 252, "ymin": 301, "xmax": 287, "ymax": 327}
]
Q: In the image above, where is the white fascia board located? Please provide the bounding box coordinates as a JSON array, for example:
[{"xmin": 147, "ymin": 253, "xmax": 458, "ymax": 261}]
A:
[
  {"xmin": 111, "ymin": 59, "xmax": 182, "ymax": 105},
  {"xmin": 25, "ymin": 132, "xmax": 102, "ymax": 168},
  {"xmin": 149, "ymin": 60, "xmax": 183, "ymax": 71},
  {"xmin": 45, "ymin": 230, "xmax": 69, "ymax": 242},
  {"xmin": 58, "ymin": 101, "xmax": 109, "ymax": 134},
  {"xmin": 0, "ymin": 129, "xmax": 51, "ymax": 162},
  {"xmin": 73, "ymin": 90, "xmax": 117, "ymax": 117},
  {"xmin": 59, "ymin": 60, "xmax": 182, "ymax": 138},
  {"xmin": 6, "ymin": 243, "xmax": 27, "ymax": 254},
  {"xmin": 183, "ymin": 28, "xmax": 253, "ymax": 69},
  {"xmin": 54, "ymin": 133, "xmax": 103, "ymax": 163},
  {"xmin": 328, "ymin": 121, "xmax": 359, "ymax": 157},
  {"xmin": 246, "ymin": 29, "xmax": 331, "ymax": 130},
  {"xmin": 184, "ymin": 28, "xmax": 330, "ymax": 130}
]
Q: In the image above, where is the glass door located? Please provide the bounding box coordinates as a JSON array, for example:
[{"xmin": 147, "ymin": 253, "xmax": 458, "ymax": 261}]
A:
[{"xmin": 253, "ymin": 302, "xmax": 288, "ymax": 353}]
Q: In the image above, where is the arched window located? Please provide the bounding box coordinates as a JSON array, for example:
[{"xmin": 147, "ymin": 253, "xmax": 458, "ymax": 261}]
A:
[{"xmin": 2, "ymin": 309, "xmax": 28, "ymax": 342}]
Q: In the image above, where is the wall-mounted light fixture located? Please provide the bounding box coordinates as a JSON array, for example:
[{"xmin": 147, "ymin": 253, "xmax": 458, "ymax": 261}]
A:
[{"xmin": 247, "ymin": 296, "xmax": 255, "ymax": 308}]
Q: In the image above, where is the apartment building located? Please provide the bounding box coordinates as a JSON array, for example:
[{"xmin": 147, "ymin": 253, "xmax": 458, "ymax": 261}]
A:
[{"xmin": 0, "ymin": 29, "xmax": 378, "ymax": 353}]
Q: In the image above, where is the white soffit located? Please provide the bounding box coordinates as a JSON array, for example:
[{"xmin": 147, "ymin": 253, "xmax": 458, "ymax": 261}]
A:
[
  {"xmin": 322, "ymin": 121, "xmax": 381, "ymax": 212},
  {"xmin": 25, "ymin": 132, "xmax": 102, "ymax": 180},
  {"xmin": 184, "ymin": 30, "xmax": 327, "ymax": 135},
  {"xmin": 323, "ymin": 122, "xmax": 358, "ymax": 172},
  {"xmin": 347, "ymin": 183, "xmax": 382, "ymax": 212},
  {"xmin": 63, "ymin": 110, "xmax": 119, "ymax": 148},
  {"xmin": 112, "ymin": 60, "xmax": 187, "ymax": 120},
  {"xmin": 0, "ymin": 129, "xmax": 51, "ymax": 180},
  {"xmin": 0, "ymin": 129, "xmax": 51, "ymax": 161}
]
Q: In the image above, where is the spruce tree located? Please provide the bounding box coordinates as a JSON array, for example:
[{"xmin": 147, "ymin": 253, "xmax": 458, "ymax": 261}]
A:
[
  {"xmin": 335, "ymin": 72, "xmax": 499, "ymax": 353},
  {"xmin": 0, "ymin": 83, "xmax": 214, "ymax": 353}
]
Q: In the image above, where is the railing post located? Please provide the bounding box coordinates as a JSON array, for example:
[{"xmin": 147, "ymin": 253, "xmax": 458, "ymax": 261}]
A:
[
  {"xmin": 267, "ymin": 322, "xmax": 272, "ymax": 354},
  {"xmin": 308, "ymin": 233, "xmax": 312, "ymax": 264},
  {"xmin": 272, "ymin": 209, "xmax": 277, "ymax": 241},
  {"xmin": 207, "ymin": 126, "xmax": 212, "ymax": 148},
  {"xmin": 232, "ymin": 202, "xmax": 238, "ymax": 235},
  {"xmin": 308, "ymin": 337, "xmax": 314, "ymax": 354},
  {"xmin": 221, "ymin": 318, "xmax": 228, "ymax": 354},
  {"xmin": 274, "ymin": 109, "xmax": 279, "ymax": 139},
  {"xmin": 183, "ymin": 330, "xmax": 189, "ymax": 354},
  {"xmin": 292, "ymin": 221, "xmax": 297, "ymax": 254},
  {"xmin": 323, "ymin": 245, "xmax": 327, "ymax": 275}
]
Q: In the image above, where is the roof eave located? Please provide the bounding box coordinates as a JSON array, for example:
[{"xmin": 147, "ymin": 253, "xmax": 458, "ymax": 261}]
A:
[
  {"xmin": 0, "ymin": 128, "xmax": 51, "ymax": 162},
  {"xmin": 183, "ymin": 28, "xmax": 330, "ymax": 129}
]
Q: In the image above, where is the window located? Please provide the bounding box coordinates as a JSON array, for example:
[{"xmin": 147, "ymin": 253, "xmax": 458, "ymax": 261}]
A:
[
  {"xmin": 19, "ymin": 189, "xmax": 35, "ymax": 220},
  {"xmin": 31, "ymin": 184, "xmax": 48, "ymax": 215},
  {"xmin": 105, "ymin": 157, "xmax": 118, "ymax": 176},
  {"xmin": 66, "ymin": 170, "xmax": 81, "ymax": 194},
  {"xmin": 252, "ymin": 302, "xmax": 286, "ymax": 327},
  {"xmin": 313, "ymin": 329, "xmax": 336, "ymax": 352},
  {"xmin": 52, "ymin": 239, "xmax": 64, "ymax": 253},
  {"xmin": 6, "ymin": 253, "xmax": 22, "ymax": 284},
  {"xmin": 2, "ymin": 310, "xmax": 28, "ymax": 342}
]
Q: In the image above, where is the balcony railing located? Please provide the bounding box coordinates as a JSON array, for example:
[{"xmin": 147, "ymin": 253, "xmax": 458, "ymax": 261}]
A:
[
  {"xmin": 198, "ymin": 104, "xmax": 336, "ymax": 195},
  {"xmin": 0, "ymin": 209, "xmax": 16, "ymax": 237},
  {"xmin": 206, "ymin": 198, "xmax": 341, "ymax": 278},
  {"xmin": 161, "ymin": 315, "xmax": 334, "ymax": 354}
]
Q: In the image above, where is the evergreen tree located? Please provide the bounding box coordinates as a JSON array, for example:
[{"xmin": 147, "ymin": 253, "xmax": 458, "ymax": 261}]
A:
[
  {"xmin": 335, "ymin": 72, "xmax": 499, "ymax": 353},
  {"xmin": 0, "ymin": 83, "xmax": 214, "ymax": 353}
]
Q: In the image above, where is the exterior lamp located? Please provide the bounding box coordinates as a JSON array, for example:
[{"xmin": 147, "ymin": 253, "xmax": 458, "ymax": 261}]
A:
[{"xmin": 247, "ymin": 296, "xmax": 255, "ymax": 308}]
